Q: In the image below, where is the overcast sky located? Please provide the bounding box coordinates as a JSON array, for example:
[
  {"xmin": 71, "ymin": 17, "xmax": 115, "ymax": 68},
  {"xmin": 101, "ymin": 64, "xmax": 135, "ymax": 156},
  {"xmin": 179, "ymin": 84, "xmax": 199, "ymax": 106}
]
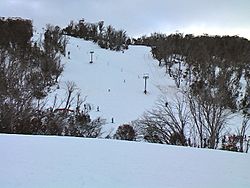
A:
[{"xmin": 1, "ymin": 0, "xmax": 250, "ymax": 38}]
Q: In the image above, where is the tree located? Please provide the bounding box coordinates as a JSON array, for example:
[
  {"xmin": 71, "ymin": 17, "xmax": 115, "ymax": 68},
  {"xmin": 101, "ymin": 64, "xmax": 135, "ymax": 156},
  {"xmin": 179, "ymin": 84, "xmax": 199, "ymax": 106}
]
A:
[
  {"xmin": 135, "ymin": 94, "xmax": 189, "ymax": 145},
  {"xmin": 63, "ymin": 19, "xmax": 129, "ymax": 51},
  {"xmin": 237, "ymin": 116, "xmax": 249, "ymax": 152},
  {"xmin": 50, "ymin": 81, "xmax": 104, "ymax": 138},
  {"xmin": 0, "ymin": 18, "xmax": 67, "ymax": 134},
  {"xmin": 114, "ymin": 124, "xmax": 136, "ymax": 141},
  {"xmin": 235, "ymin": 94, "xmax": 250, "ymax": 152},
  {"xmin": 187, "ymin": 86, "xmax": 232, "ymax": 149}
]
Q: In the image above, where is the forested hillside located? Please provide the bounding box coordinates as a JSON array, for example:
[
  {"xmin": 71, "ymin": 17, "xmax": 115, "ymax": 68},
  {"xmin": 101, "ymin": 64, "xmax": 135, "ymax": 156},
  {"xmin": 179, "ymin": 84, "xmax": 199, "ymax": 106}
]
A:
[
  {"xmin": 132, "ymin": 33, "xmax": 250, "ymax": 151},
  {"xmin": 0, "ymin": 17, "xmax": 249, "ymax": 152},
  {"xmin": 0, "ymin": 18, "xmax": 104, "ymax": 137}
]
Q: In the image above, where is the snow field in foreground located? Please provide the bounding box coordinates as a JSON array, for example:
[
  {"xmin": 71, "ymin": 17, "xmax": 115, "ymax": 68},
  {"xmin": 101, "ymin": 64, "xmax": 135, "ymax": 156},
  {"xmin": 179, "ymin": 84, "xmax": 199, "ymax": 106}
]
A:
[{"xmin": 1, "ymin": 134, "xmax": 250, "ymax": 188}]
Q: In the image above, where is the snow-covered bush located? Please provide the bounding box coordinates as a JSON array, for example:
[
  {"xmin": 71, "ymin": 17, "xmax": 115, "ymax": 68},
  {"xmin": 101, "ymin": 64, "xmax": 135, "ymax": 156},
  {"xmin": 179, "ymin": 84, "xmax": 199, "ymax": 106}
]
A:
[{"xmin": 114, "ymin": 124, "xmax": 136, "ymax": 141}]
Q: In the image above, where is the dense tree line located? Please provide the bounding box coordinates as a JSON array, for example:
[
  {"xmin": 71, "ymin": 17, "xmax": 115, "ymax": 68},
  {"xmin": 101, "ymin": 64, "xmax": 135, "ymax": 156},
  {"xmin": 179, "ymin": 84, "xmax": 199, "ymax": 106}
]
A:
[
  {"xmin": 63, "ymin": 19, "xmax": 130, "ymax": 51},
  {"xmin": 135, "ymin": 33, "xmax": 250, "ymax": 112},
  {"xmin": 0, "ymin": 18, "xmax": 104, "ymax": 137}
]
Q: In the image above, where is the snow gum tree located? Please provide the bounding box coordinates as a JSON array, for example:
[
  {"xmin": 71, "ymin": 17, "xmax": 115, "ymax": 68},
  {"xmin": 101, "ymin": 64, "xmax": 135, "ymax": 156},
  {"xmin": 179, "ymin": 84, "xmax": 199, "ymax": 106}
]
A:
[
  {"xmin": 187, "ymin": 88, "xmax": 232, "ymax": 149},
  {"xmin": 0, "ymin": 18, "xmax": 67, "ymax": 133},
  {"xmin": 135, "ymin": 94, "xmax": 190, "ymax": 146},
  {"xmin": 135, "ymin": 89, "xmax": 232, "ymax": 149}
]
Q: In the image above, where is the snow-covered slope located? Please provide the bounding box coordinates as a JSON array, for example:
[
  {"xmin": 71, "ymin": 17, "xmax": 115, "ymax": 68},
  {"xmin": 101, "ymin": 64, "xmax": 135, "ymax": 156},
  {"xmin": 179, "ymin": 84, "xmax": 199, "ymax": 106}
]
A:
[
  {"xmin": 1, "ymin": 37, "xmax": 249, "ymax": 188},
  {"xmin": 1, "ymin": 134, "xmax": 249, "ymax": 188},
  {"xmin": 47, "ymin": 36, "xmax": 248, "ymax": 136},
  {"xmin": 53, "ymin": 37, "xmax": 177, "ymax": 133}
]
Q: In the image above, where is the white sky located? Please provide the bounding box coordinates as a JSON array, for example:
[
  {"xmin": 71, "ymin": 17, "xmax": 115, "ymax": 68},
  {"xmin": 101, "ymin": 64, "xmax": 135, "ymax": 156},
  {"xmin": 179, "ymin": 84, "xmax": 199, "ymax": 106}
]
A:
[{"xmin": 1, "ymin": 0, "xmax": 250, "ymax": 38}]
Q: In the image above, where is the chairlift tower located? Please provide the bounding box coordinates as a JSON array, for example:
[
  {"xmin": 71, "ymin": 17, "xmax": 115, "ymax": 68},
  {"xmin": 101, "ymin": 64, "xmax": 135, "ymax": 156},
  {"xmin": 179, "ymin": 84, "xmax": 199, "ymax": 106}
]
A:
[
  {"xmin": 90, "ymin": 51, "xmax": 94, "ymax": 63},
  {"xmin": 143, "ymin": 73, "xmax": 149, "ymax": 94}
]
